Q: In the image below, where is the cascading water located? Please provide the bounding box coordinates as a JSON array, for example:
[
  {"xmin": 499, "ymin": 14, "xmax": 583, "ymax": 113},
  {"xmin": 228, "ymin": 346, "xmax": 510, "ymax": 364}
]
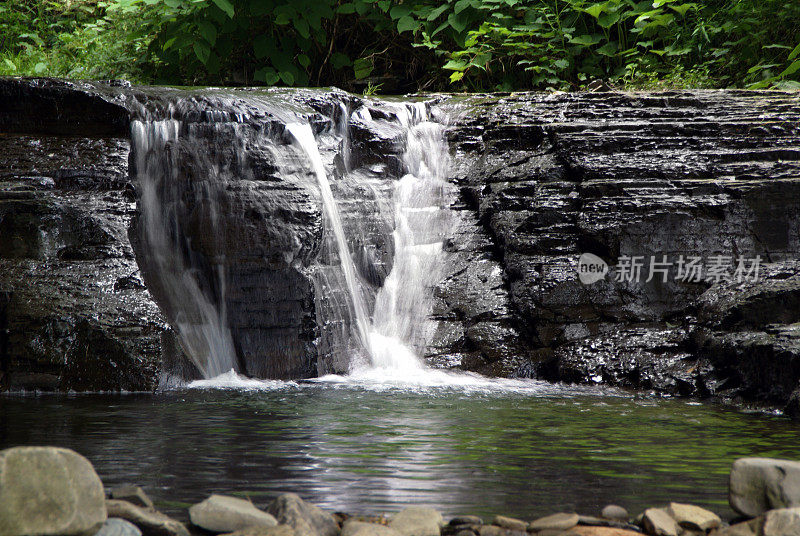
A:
[
  {"xmin": 131, "ymin": 118, "xmax": 238, "ymax": 379},
  {"xmin": 290, "ymin": 103, "xmax": 455, "ymax": 373},
  {"xmin": 365, "ymin": 104, "xmax": 455, "ymax": 371}
]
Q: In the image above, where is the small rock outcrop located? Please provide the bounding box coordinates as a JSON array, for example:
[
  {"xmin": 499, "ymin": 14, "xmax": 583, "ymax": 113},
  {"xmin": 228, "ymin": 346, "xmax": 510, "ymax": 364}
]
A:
[
  {"xmin": 0, "ymin": 446, "xmax": 107, "ymax": 536},
  {"xmin": 729, "ymin": 458, "xmax": 800, "ymax": 517},
  {"xmin": 95, "ymin": 518, "xmax": 144, "ymax": 536},
  {"xmin": 189, "ymin": 494, "xmax": 278, "ymax": 533}
]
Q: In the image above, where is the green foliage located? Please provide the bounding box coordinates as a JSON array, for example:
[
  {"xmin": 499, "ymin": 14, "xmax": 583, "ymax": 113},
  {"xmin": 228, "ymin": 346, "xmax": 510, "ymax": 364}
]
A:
[{"xmin": 0, "ymin": 0, "xmax": 798, "ymax": 91}]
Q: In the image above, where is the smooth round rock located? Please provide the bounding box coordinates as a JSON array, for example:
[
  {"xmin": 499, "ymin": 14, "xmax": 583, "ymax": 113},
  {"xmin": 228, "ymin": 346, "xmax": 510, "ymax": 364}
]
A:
[
  {"xmin": 190, "ymin": 494, "xmax": 277, "ymax": 533},
  {"xmin": 267, "ymin": 493, "xmax": 338, "ymax": 536},
  {"xmin": 0, "ymin": 446, "xmax": 107, "ymax": 536},
  {"xmin": 95, "ymin": 518, "xmax": 142, "ymax": 536},
  {"xmin": 493, "ymin": 516, "xmax": 527, "ymax": 532},
  {"xmin": 530, "ymin": 513, "xmax": 580, "ymax": 532},
  {"xmin": 568, "ymin": 527, "xmax": 642, "ymax": 536},
  {"xmin": 729, "ymin": 458, "xmax": 800, "ymax": 517},
  {"xmin": 390, "ymin": 507, "xmax": 444, "ymax": 536},
  {"xmin": 601, "ymin": 506, "xmax": 629, "ymax": 522}
]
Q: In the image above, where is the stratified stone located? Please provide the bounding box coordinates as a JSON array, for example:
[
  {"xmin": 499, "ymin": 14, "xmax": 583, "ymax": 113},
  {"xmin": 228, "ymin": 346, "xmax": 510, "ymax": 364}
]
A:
[
  {"xmin": 110, "ymin": 485, "xmax": 154, "ymax": 510},
  {"xmin": 710, "ymin": 519, "xmax": 761, "ymax": 536},
  {"xmin": 0, "ymin": 446, "xmax": 107, "ymax": 536},
  {"xmin": 343, "ymin": 521, "xmax": 403, "ymax": 536},
  {"xmin": 729, "ymin": 458, "xmax": 800, "ymax": 517},
  {"xmin": 530, "ymin": 514, "xmax": 580, "ymax": 532},
  {"xmin": 762, "ymin": 508, "xmax": 800, "ymax": 536},
  {"xmin": 641, "ymin": 509, "xmax": 679, "ymax": 536},
  {"xmin": 390, "ymin": 507, "xmax": 444, "ymax": 536},
  {"xmin": 600, "ymin": 506, "xmax": 629, "ymax": 522},
  {"xmin": 106, "ymin": 499, "xmax": 189, "ymax": 536},
  {"xmin": 666, "ymin": 503, "xmax": 720, "ymax": 532},
  {"xmin": 189, "ymin": 494, "xmax": 277, "ymax": 533},
  {"xmin": 493, "ymin": 516, "xmax": 527, "ymax": 532},
  {"xmin": 267, "ymin": 493, "xmax": 339, "ymax": 536},
  {"xmin": 95, "ymin": 518, "xmax": 143, "ymax": 536}
]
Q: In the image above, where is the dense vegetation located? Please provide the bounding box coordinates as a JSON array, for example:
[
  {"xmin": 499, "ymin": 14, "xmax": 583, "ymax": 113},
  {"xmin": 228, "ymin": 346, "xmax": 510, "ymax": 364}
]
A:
[{"xmin": 1, "ymin": 0, "xmax": 798, "ymax": 92}]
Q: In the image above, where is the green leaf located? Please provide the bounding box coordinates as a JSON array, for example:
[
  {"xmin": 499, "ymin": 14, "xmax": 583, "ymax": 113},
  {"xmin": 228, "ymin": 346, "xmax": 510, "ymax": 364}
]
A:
[
  {"xmin": 211, "ymin": 0, "xmax": 234, "ymax": 18},
  {"xmin": 788, "ymin": 42, "xmax": 800, "ymax": 61},
  {"xmin": 449, "ymin": 71, "xmax": 465, "ymax": 82},
  {"xmin": 337, "ymin": 3, "xmax": 356, "ymax": 14},
  {"xmin": 279, "ymin": 70, "xmax": 295, "ymax": 85},
  {"xmin": 569, "ymin": 34, "xmax": 603, "ymax": 45},
  {"xmin": 193, "ymin": 41, "xmax": 211, "ymax": 64},
  {"xmin": 397, "ymin": 16, "xmax": 418, "ymax": 33},
  {"xmin": 330, "ymin": 52, "xmax": 351, "ymax": 69},
  {"xmin": 353, "ymin": 57, "xmax": 373, "ymax": 79},
  {"xmin": 33, "ymin": 62, "xmax": 47, "ymax": 74},
  {"xmin": 427, "ymin": 4, "xmax": 449, "ymax": 21},
  {"xmin": 298, "ymin": 54, "xmax": 311, "ymax": 68},
  {"xmin": 598, "ymin": 11, "xmax": 621, "ymax": 28},
  {"xmin": 447, "ymin": 12, "xmax": 468, "ymax": 33},
  {"xmin": 584, "ymin": 4, "xmax": 605, "ymax": 19},
  {"xmin": 779, "ymin": 60, "xmax": 800, "ymax": 78},
  {"xmin": 596, "ymin": 42, "xmax": 618, "ymax": 56},
  {"xmin": 390, "ymin": 5, "xmax": 411, "ymax": 20},
  {"xmin": 553, "ymin": 59, "xmax": 569, "ymax": 70},
  {"xmin": 197, "ymin": 21, "xmax": 217, "ymax": 46},
  {"xmin": 454, "ymin": 0, "xmax": 471, "ymax": 14},
  {"xmin": 295, "ymin": 18, "xmax": 310, "ymax": 39},
  {"xmin": 443, "ymin": 59, "xmax": 467, "ymax": 71}
]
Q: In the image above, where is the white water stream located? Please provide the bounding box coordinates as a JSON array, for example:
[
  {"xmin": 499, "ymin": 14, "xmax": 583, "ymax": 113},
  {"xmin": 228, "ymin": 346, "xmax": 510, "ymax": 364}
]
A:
[{"xmin": 288, "ymin": 103, "xmax": 454, "ymax": 374}]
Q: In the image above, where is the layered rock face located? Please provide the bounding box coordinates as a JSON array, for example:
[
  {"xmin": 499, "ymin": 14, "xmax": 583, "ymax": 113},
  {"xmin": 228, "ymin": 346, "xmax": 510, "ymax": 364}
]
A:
[
  {"xmin": 0, "ymin": 79, "xmax": 178, "ymax": 391},
  {"xmin": 447, "ymin": 90, "xmax": 800, "ymax": 408},
  {"xmin": 1, "ymin": 78, "xmax": 799, "ymax": 410}
]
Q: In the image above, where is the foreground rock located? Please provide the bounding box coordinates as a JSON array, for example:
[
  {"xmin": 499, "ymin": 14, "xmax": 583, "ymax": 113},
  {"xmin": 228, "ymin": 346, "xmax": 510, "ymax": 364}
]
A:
[
  {"xmin": 343, "ymin": 521, "xmax": 403, "ymax": 536},
  {"xmin": 600, "ymin": 506, "xmax": 629, "ymax": 522},
  {"xmin": 106, "ymin": 500, "xmax": 189, "ymax": 536},
  {"xmin": 530, "ymin": 513, "xmax": 580, "ymax": 532},
  {"xmin": 0, "ymin": 446, "xmax": 107, "ymax": 536},
  {"xmin": 110, "ymin": 486, "xmax": 155, "ymax": 510},
  {"xmin": 641, "ymin": 508, "xmax": 679, "ymax": 536},
  {"xmin": 666, "ymin": 503, "xmax": 720, "ymax": 532},
  {"xmin": 390, "ymin": 507, "xmax": 444, "ymax": 536},
  {"xmin": 762, "ymin": 507, "xmax": 800, "ymax": 536},
  {"xmin": 189, "ymin": 494, "xmax": 277, "ymax": 533},
  {"xmin": 95, "ymin": 518, "xmax": 143, "ymax": 536},
  {"xmin": 729, "ymin": 458, "xmax": 800, "ymax": 517},
  {"xmin": 267, "ymin": 493, "xmax": 339, "ymax": 536},
  {"xmin": 220, "ymin": 527, "xmax": 297, "ymax": 536}
]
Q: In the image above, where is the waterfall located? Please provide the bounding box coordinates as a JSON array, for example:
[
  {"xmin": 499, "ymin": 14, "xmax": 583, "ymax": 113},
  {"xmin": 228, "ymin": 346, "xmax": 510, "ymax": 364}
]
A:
[
  {"xmin": 131, "ymin": 119, "xmax": 238, "ymax": 379},
  {"xmin": 365, "ymin": 104, "xmax": 455, "ymax": 371},
  {"xmin": 292, "ymin": 103, "xmax": 454, "ymax": 372}
]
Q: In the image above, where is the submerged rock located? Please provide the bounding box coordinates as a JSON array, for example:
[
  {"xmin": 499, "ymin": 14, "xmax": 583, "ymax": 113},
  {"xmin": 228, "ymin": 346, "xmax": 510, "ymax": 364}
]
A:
[
  {"xmin": 105, "ymin": 500, "xmax": 189, "ymax": 536},
  {"xmin": 110, "ymin": 485, "xmax": 154, "ymax": 510},
  {"xmin": 729, "ymin": 458, "xmax": 800, "ymax": 517},
  {"xmin": 0, "ymin": 446, "xmax": 107, "ymax": 536},
  {"xmin": 189, "ymin": 494, "xmax": 277, "ymax": 533}
]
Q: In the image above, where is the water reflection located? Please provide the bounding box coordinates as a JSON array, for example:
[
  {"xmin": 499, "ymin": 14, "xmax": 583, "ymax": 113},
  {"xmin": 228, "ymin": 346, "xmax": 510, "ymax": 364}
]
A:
[{"xmin": 2, "ymin": 386, "xmax": 799, "ymax": 520}]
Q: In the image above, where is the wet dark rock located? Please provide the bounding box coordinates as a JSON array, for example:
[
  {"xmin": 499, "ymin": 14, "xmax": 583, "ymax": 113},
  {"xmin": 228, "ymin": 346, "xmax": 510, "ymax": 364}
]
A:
[
  {"xmin": 105, "ymin": 500, "xmax": 189, "ymax": 536},
  {"xmin": 447, "ymin": 90, "xmax": 800, "ymax": 408},
  {"xmin": 266, "ymin": 493, "xmax": 339, "ymax": 536},
  {"xmin": 110, "ymin": 485, "xmax": 154, "ymax": 510},
  {"xmin": 0, "ymin": 83, "xmax": 180, "ymax": 391}
]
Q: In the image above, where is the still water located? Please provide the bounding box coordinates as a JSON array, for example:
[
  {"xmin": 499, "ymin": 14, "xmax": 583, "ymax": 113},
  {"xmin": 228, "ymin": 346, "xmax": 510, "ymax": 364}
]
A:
[{"xmin": 2, "ymin": 374, "xmax": 799, "ymax": 521}]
